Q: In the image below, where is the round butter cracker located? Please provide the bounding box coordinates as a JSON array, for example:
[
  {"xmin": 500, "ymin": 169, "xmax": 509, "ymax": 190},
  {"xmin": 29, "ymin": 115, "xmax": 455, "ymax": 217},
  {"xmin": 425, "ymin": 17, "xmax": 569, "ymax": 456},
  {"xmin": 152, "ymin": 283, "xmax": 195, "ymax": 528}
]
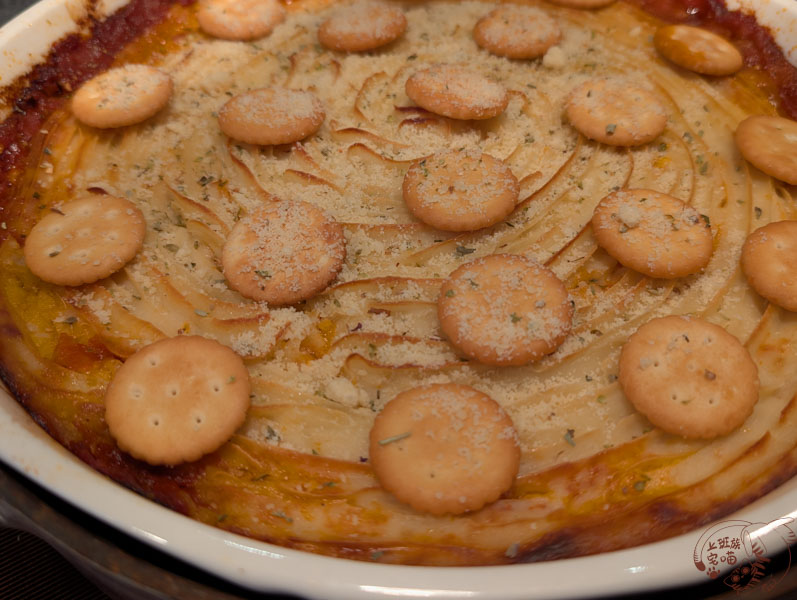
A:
[
  {"xmin": 438, "ymin": 254, "xmax": 573, "ymax": 366},
  {"xmin": 72, "ymin": 64, "xmax": 172, "ymax": 129},
  {"xmin": 405, "ymin": 64, "xmax": 508, "ymax": 121},
  {"xmin": 318, "ymin": 2, "xmax": 407, "ymax": 52},
  {"xmin": 402, "ymin": 149, "xmax": 519, "ymax": 232},
  {"xmin": 566, "ymin": 79, "xmax": 667, "ymax": 146},
  {"xmin": 219, "ymin": 88, "xmax": 325, "ymax": 146},
  {"xmin": 105, "ymin": 335, "xmax": 251, "ymax": 466},
  {"xmin": 222, "ymin": 200, "xmax": 346, "ymax": 305},
  {"xmin": 198, "ymin": 0, "xmax": 285, "ymax": 41},
  {"xmin": 369, "ymin": 383, "xmax": 520, "ymax": 515},
  {"xmin": 592, "ymin": 189, "xmax": 713, "ymax": 279},
  {"xmin": 741, "ymin": 221, "xmax": 797, "ymax": 312},
  {"xmin": 735, "ymin": 115, "xmax": 797, "ymax": 185},
  {"xmin": 473, "ymin": 5, "xmax": 561, "ymax": 60},
  {"xmin": 24, "ymin": 195, "xmax": 146, "ymax": 286},
  {"xmin": 619, "ymin": 315, "xmax": 759, "ymax": 439},
  {"xmin": 654, "ymin": 25, "xmax": 743, "ymax": 77}
]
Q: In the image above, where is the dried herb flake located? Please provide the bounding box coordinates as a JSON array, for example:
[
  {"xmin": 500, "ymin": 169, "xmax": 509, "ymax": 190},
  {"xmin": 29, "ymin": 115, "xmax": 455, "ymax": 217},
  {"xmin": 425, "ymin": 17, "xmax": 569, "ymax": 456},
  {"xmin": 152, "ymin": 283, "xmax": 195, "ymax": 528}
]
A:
[
  {"xmin": 564, "ymin": 429, "xmax": 576, "ymax": 446},
  {"xmin": 378, "ymin": 432, "xmax": 411, "ymax": 446}
]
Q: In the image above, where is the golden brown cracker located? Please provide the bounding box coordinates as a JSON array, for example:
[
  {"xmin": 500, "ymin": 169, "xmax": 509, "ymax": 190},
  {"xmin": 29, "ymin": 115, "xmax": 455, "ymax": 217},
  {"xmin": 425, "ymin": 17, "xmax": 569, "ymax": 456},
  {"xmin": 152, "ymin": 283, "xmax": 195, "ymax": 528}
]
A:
[
  {"xmin": 197, "ymin": 0, "xmax": 285, "ymax": 41},
  {"xmin": 619, "ymin": 315, "xmax": 759, "ymax": 439},
  {"xmin": 222, "ymin": 200, "xmax": 346, "ymax": 305},
  {"xmin": 105, "ymin": 335, "xmax": 251, "ymax": 465},
  {"xmin": 654, "ymin": 25, "xmax": 743, "ymax": 76},
  {"xmin": 24, "ymin": 195, "xmax": 146, "ymax": 286},
  {"xmin": 72, "ymin": 65, "xmax": 172, "ymax": 129},
  {"xmin": 591, "ymin": 189, "xmax": 713, "ymax": 279},
  {"xmin": 369, "ymin": 383, "xmax": 520, "ymax": 515},
  {"xmin": 735, "ymin": 115, "xmax": 797, "ymax": 185},
  {"xmin": 402, "ymin": 149, "xmax": 519, "ymax": 231},
  {"xmin": 405, "ymin": 64, "xmax": 508, "ymax": 120},
  {"xmin": 318, "ymin": 2, "xmax": 407, "ymax": 52},
  {"xmin": 741, "ymin": 221, "xmax": 797, "ymax": 312},
  {"xmin": 473, "ymin": 5, "xmax": 561, "ymax": 60},
  {"xmin": 218, "ymin": 88, "xmax": 325, "ymax": 146},
  {"xmin": 565, "ymin": 79, "xmax": 667, "ymax": 146},
  {"xmin": 438, "ymin": 254, "xmax": 573, "ymax": 366}
]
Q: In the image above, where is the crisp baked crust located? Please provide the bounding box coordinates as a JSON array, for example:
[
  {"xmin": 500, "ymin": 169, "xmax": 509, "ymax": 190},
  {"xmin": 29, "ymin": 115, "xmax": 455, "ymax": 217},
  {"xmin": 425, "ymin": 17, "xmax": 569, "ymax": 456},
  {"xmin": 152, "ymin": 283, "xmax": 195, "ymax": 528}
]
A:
[{"xmin": 1, "ymin": 0, "xmax": 797, "ymax": 566}]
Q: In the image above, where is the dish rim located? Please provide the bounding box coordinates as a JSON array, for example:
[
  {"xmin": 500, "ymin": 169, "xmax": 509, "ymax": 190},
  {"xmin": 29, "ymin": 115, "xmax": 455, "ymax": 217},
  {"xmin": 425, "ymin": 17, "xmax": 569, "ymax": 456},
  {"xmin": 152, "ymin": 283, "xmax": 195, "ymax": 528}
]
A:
[
  {"xmin": 4, "ymin": 385, "xmax": 797, "ymax": 599},
  {"xmin": 1, "ymin": 0, "xmax": 797, "ymax": 598}
]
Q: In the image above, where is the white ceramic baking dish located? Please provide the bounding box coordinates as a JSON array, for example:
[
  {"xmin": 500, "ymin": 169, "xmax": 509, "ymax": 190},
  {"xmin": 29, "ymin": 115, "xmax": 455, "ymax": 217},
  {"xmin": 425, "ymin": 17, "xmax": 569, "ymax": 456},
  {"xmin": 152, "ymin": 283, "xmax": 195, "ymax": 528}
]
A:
[{"xmin": 1, "ymin": 1, "xmax": 797, "ymax": 598}]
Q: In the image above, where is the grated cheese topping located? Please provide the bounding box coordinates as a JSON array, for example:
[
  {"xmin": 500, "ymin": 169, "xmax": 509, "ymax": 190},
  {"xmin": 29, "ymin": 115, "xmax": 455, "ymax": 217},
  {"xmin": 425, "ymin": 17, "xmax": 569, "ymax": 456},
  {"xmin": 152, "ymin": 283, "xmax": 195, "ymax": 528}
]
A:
[{"xmin": 32, "ymin": 0, "xmax": 787, "ymax": 477}]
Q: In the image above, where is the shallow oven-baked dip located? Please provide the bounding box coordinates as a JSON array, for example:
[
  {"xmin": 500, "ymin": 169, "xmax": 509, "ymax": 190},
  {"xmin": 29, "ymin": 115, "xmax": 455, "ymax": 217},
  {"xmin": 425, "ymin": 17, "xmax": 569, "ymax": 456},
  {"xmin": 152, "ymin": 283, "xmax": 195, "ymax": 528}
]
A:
[{"xmin": 2, "ymin": 0, "xmax": 797, "ymax": 566}]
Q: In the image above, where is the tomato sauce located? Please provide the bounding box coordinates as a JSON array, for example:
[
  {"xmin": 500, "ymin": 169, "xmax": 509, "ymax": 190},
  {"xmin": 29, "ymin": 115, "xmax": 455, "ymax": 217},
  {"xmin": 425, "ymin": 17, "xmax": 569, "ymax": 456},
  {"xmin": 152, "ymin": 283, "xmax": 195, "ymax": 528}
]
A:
[
  {"xmin": 0, "ymin": 0, "xmax": 191, "ymax": 224},
  {"xmin": 628, "ymin": 0, "xmax": 797, "ymax": 119}
]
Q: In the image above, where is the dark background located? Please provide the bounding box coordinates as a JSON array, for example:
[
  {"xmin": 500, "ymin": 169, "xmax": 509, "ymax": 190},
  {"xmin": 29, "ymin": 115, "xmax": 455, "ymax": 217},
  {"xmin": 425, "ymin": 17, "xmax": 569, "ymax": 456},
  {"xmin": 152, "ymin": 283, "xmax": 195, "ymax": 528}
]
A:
[
  {"xmin": 0, "ymin": 0, "xmax": 34, "ymax": 27},
  {"xmin": 0, "ymin": 0, "xmax": 112, "ymax": 570}
]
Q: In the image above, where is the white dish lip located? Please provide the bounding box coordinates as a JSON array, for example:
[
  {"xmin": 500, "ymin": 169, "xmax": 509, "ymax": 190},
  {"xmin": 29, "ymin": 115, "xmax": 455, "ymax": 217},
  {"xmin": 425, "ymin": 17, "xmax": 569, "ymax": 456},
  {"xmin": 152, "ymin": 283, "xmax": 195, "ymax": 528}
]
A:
[
  {"xmin": 7, "ymin": 388, "xmax": 797, "ymax": 600},
  {"xmin": 1, "ymin": 1, "xmax": 797, "ymax": 598},
  {"xmin": 9, "ymin": 386, "xmax": 797, "ymax": 600}
]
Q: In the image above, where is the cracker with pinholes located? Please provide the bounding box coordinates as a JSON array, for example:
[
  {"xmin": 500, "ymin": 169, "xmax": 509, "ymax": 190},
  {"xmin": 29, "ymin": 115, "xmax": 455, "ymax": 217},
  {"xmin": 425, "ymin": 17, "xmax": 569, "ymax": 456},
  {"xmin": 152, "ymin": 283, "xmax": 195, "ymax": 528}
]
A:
[
  {"xmin": 105, "ymin": 336, "xmax": 251, "ymax": 466},
  {"xmin": 222, "ymin": 200, "xmax": 346, "ymax": 305},
  {"xmin": 218, "ymin": 88, "xmax": 325, "ymax": 146},
  {"xmin": 619, "ymin": 315, "xmax": 759, "ymax": 439},
  {"xmin": 72, "ymin": 64, "xmax": 172, "ymax": 129},
  {"xmin": 402, "ymin": 149, "xmax": 519, "ymax": 232},
  {"xmin": 592, "ymin": 189, "xmax": 713, "ymax": 279},
  {"xmin": 369, "ymin": 383, "xmax": 520, "ymax": 516},
  {"xmin": 735, "ymin": 115, "xmax": 797, "ymax": 185},
  {"xmin": 654, "ymin": 25, "xmax": 743, "ymax": 76},
  {"xmin": 438, "ymin": 254, "xmax": 573, "ymax": 366},
  {"xmin": 742, "ymin": 221, "xmax": 797, "ymax": 312},
  {"xmin": 565, "ymin": 79, "xmax": 667, "ymax": 146},
  {"xmin": 473, "ymin": 5, "xmax": 561, "ymax": 60},
  {"xmin": 197, "ymin": 0, "xmax": 285, "ymax": 41},
  {"xmin": 318, "ymin": 1, "xmax": 407, "ymax": 52},
  {"xmin": 24, "ymin": 195, "xmax": 146, "ymax": 286},
  {"xmin": 405, "ymin": 64, "xmax": 508, "ymax": 121}
]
